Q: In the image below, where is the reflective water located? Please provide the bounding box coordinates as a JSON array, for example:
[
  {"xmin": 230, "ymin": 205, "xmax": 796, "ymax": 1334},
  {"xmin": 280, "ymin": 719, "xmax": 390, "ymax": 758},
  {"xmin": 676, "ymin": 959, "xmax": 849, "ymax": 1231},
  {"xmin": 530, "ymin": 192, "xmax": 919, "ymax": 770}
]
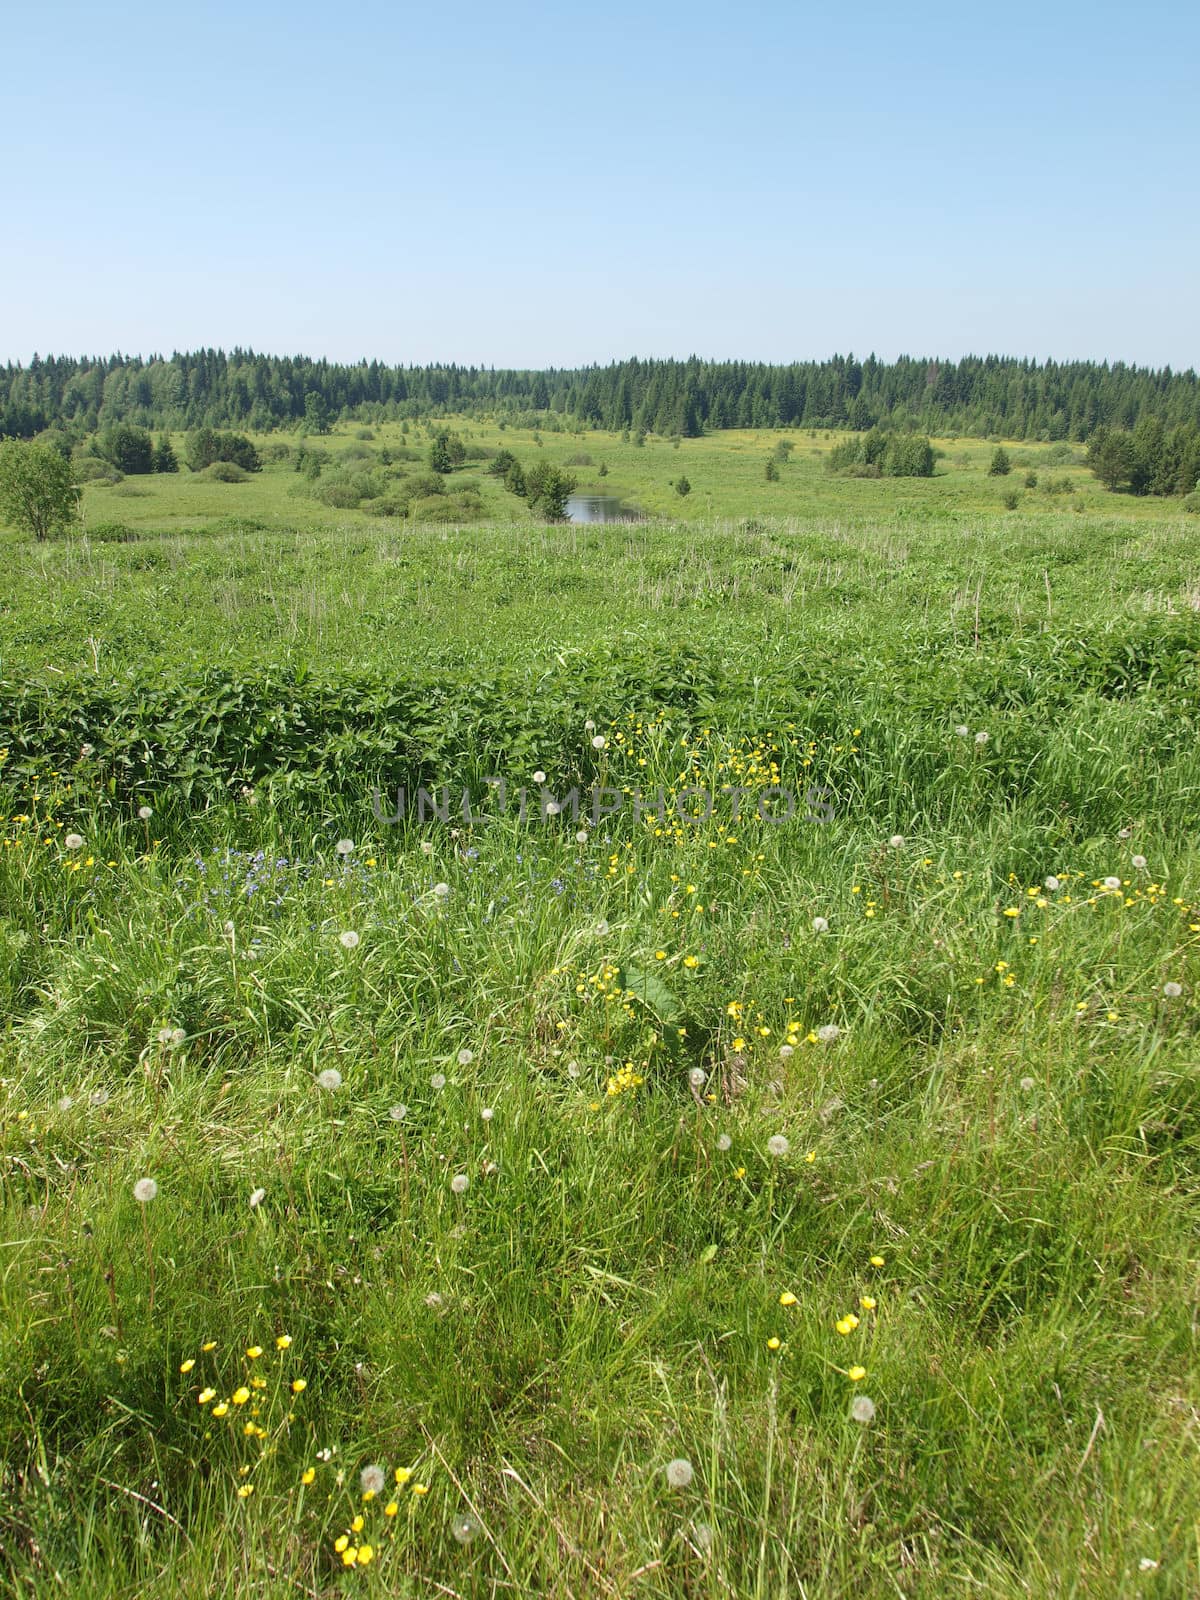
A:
[{"xmin": 565, "ymin": 494, "xmax": 628, "ymax": 523}]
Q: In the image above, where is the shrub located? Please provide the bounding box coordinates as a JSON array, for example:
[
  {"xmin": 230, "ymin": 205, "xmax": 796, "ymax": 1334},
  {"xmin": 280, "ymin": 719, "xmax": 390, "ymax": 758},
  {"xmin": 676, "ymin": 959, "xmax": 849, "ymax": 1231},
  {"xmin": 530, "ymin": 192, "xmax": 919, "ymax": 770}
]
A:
[
  {"xmin": 97, "ymin": 424, "xmax": 154, "ymax": 475},
  {"xmin": 1002, "ymin": 488, "xmax": 1020, "ymax": 509},
  {"xmin": 204, "ymin": 461, "xmax": 249, "ymax": 483},
  {"xmin": 73, "ymin": 458, "xmax": 124, "ymax": 484},
  {"xmin": 86, "ymin": 521, "xmax": 138, "ymax": 543},
  {"xmin": 988, "ymin": 447, "xmax": 1012, "ymax": 477}
]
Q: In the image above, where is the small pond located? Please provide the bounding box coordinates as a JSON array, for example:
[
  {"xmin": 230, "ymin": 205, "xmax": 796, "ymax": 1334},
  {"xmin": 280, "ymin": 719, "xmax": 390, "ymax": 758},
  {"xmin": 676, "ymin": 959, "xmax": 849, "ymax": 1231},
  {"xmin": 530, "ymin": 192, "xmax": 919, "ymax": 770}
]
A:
[{"xmin": 565, "ymin": 494, "xmax": 635, "ymax": 524}]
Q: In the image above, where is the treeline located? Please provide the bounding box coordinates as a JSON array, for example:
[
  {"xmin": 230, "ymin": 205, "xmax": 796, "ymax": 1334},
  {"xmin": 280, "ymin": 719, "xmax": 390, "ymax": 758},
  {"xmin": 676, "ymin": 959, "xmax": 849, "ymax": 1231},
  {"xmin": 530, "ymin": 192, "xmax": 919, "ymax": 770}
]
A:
[
  {"xmin": 1086, "ymin": 419, "xmax": 1200, "ymax": 497},
  {"xmin": 3, "ymin": 350, "xmax": 1200, "ymax": 444}
]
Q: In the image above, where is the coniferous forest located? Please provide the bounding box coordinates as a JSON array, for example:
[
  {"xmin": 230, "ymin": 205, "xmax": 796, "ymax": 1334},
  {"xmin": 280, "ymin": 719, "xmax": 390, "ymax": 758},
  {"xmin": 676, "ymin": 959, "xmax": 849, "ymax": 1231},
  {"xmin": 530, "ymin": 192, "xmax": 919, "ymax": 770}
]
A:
[{"xmin": 4, "ymin": 349, "xmax": 1199, "ymax": 445}]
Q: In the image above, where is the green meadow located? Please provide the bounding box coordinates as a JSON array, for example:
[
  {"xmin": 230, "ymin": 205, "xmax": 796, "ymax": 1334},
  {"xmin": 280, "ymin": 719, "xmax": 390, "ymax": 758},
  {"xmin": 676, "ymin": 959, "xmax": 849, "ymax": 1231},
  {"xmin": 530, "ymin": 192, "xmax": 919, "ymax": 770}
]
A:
[{"xmin": 1, "ymin": 421, "xmax": 1198, "ymax": 1599}]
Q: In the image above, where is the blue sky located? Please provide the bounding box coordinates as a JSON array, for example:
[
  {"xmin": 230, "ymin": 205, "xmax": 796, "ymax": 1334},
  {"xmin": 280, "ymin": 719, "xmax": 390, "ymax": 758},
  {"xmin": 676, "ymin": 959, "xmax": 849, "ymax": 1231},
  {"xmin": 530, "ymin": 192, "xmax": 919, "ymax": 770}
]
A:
[{"xmin": 3, "ymin": 0, "xmax": 1197, "ymax": 369}]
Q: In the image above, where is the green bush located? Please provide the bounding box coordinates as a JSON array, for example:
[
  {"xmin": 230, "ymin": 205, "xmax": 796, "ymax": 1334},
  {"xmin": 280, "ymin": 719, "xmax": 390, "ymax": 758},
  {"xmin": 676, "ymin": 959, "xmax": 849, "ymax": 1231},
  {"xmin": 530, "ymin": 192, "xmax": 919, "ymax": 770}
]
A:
[{"xmin": 204, "ymin": 461, "xmax": 249, "ymax": 483}]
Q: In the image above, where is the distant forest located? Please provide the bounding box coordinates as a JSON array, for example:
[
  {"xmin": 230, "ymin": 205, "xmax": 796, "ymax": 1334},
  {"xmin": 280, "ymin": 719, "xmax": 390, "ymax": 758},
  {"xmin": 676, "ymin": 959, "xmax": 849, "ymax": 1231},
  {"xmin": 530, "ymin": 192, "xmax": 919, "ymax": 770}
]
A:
[{"xmin": 3, "ymin": 349, "xmax": 1199, "ymax": 443}]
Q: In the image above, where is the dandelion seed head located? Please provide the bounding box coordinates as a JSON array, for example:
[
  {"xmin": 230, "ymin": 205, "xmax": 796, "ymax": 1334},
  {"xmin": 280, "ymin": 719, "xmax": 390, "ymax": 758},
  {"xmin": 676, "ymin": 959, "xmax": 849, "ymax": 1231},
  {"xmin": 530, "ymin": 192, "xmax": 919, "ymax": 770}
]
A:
[
  {"xmin": 457, "ymin": 1048, "xmax": 474, "ymax": 1066},
  {"xmin": 430, "ymin": 1072, "xmax": 446, "ymax": 1091},
  {"xmin": 594, "ymin": 919, "xmax": 610, "ymax": 937},
  {"xmin": 89, "ymin": 1087, "xmax": 109, "ymax": 1107},
  {"xmin": 716, "ymin": 1133, "xmax": 732, "ymax": 1151},
  {"xmin": 1044, "ymin": 875, "xmax": 1060, "ymax": 891},
  {"xmin": 339, "ymin": 930, "xmax": 360, "ymax": 949},
  {"xmin": 778, "ymin": 1044, "xmax": 794, "ymax": 1059},
  {"xmin": 420, "ymin": 840, "xmax": 434, "ymax": 856},
  {"xmin": 249, "ymin": 1186, "xmax": 266, "ymax": 1207},
  {"xmin": 692, "ymin": 1521, "xmax": 714, "ymax": 1553},
  {"xmin": 566, "ymin": 1059, "xmax": 581, "ymax": 1079},
  {"xmin": 592, "ymin": 735, "xmax": 606, "ymax": 750},
  {"xmin": 137, "ymin": 805, "xmax": 153, "ymax": 820},
  {"xmin": 584, "ymin": 719, "xmax": 595, "ymax": 731},
  {"xmin": 1103, "ymin": 875, "xmax": 1122, "ymax": 890},
  {"xmin": 888, "ymin": 834, "xmax": 905, "ymax": 848},
  {"xmin": 1163, "ymin": 981, "xmax": 1183, "ymax": 998},
  {"xmin": 133, "ymin": 1178, "xmax": 158, "ymax": 1203},
  {"xmin": 1131, "ymin": 854, "xmax": 1147, "ymax": 869},
  {"xmin": 812, "ymin": 916, "xmax": 829, "ymax": 932},
  {"xmin": 316, "ymin": 1069, "xmax": 342, "ymax": 1092},
  {"xmin": 665, "ymin": 1457, "xmax": 694, "ymax": 1489},
  {"xmin": 767, "ymin": 1134, "xmax": 790, "ymax": 1157},
  {"xmin": 450, "ymin": 1173, "xmax": 469, "ymax": 1194},
  {"xmin": 532, "ymin": 770, "xmax": 546, "ymax": 785},
  {"xmin": 360, "ymin": 1464, "xmax": 386, "ymax": 1497},
  {"xmin": 689, "ymin": 1067, "xmax": 706, "ymax": 1088},
  {"xmin": 817, "ymin": 1023, "xmax": 841, "ymax": 1044},
  {"xmin": 850, "ymin": 1395, "xmax": 876, "ymax": 1423},
  {"xmin": 974, "ymin": 730, "xmax": 989, "ymax": 745},
  {"xmin": 169, "ymin": 1028, "xmax": 185, "ymax": 1047},
  {"xmin": 451, "ymin": 1514, "xmax": 479, "ymax": 1545},
  {"xmin": 432, "ymin": 882, "xmax": 450, "ymax": 899},
  {"xmin": 57, "ymin": 1095, "xmax": 73, "ymax": 1112},
  {"xmin": 1118, "ymin": 827, "xmax": 1131, "ymax": 840},
  {"xmin": 80, "ymin": 743, "xmax": 94, "ymax": 757},
  {"xmin": 335, "ymin": 839, "xmax": 355, "ymax": 856},
  {"xmin": 481, "ymin": 1106, "xmax": 494, "ymax": 1121},
  {"xmin": 157, "ymin": 1026, "xmax": 175, "ymax": 1044},
  {"xmin": 575, "ymin": 829, "xmax": 589, "ymax": 844},
  {"xmin": 954, "ymin": 724, "xmax": 969, "ymax": 737},
  {"xmin": 1019, "ymin": 1076, "xmax": 1035, "ymax": 1092},
  {"xmin": 64, "ymin": 833, "xmax": 84, "ymax": 850},
  {"xmin": 389, "ymin": 1103, "xmax": 408, "ymax": 1121}
]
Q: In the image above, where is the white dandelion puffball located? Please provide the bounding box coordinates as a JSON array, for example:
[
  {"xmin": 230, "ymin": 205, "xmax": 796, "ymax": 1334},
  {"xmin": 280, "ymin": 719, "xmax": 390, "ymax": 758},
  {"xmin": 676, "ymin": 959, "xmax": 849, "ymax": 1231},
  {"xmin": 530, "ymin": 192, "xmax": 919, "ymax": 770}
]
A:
[
  {"xmin": 133, "ymin": 1178, "xmax": 158, "ymax": 1204},
  {"xmin": 888, "ymin": 834, "xmax": 905, "ymax": 848},
  {"xmin": 545, "ymin": 800, "xmax": 561, "ymax": 815},
  {"xmin": 316, "ymin": 1068, "xmax": 342, "ymax": 1092},
  {"xmin": 457, "ymin": 1048, "xmax": 474, "ymax": 1066},
  {"xmin": 481, "ymin": 1106, "xmax": 495, "ymax": 1122},
  {"xmin": 420, "ymin": 839, "xmax": 434, "ymax": 856},
  {"xmin": 665, "ymin": 1457, "xmax": 694, "ymax": 1490},
  {"xmin": 974, "ymin": 730, "xmax": 989, "ymax": 745},
  {"xmin": 532, "ymin": 770, "xmax": 546, "ymax": 785},
  {"xmin": 594, "ymin": 919, "xmax": 610, "ymax": 937},
  {"xmin": 80, "ymin": 743, "xmax": 94, "ymax": 756},
  {"xmin": 689, "ymin": 1067, "xmax": 707, "ymax": 1088},
  {"xmin": 850, "ymin": 1395, "xmax": 876, "ymax": 1424},
  {"xmin": 954, "ymin": 724, "xmax": 969, "ymax": 737},
  {"xmin": 1118, "ymin": 827, "xmax": 1131, "ymax": 840},
  {"xmin": 575, "ymin": 829, "xmax": 589, "ymax": 845},
  {"xmin": 1103, "ymin": 876, "xmax": 1122, "ymax": 890},
  {"xmin": 1163, "ymin": 982, "xmax": 1183, "ymax": 999},
  {"xmin": 169, "ymin": 1028, "xmax": 186, "ymax": 1047},
  {"xmin": 716, "ymin": 1133, "xmax": 732, "ymax": 1151},
  {"xmin": 812, "ymin": 916, "xmax": 829, "ymax": 933},
  {"xmin": 339, "ymin": 930, "xmax": 360, "ymax": 949},
  {"xmin": 223, "ymin": 919, "xmax": 236, "ymax": 936},
  {"xmin": 584, "ymin": 719, "xmax": 595, "ymax": 732},
  {"xmin": 1131, "ymin": 854, "xmax": 1147, "ymax": 869},
  {"xmin": 430, "ymin": 1072, "xmax": 446, "ymax": 1091},
  {"xmin": 566, "ymin": 1060, "xmax": 581, "ymax": 1079},
  {"xmin": 592, "ymin": 734, "xmax": 607, "ymax": 750},
  {"xmin": 767, "ymin": 1134, "xmax": 790, "ymax": 1158},
  {"xmin": 450, "ymin": 1173, "xmax": 469, "ymax": 1195},
  {"xmin": 451, "ymin": 1513, "xmax": 479, "ymax": 1545},
  {"xmin": 249, "ymin": 1187, "xmax": 266, "ymax": 1208},
  {"xmin": 157, "ymin": 1026, "xmax": 175, "ymax": 1045},
  {"xmin": 360, "ymin": 1464, "xmax": 386, "ymax": 1497},
  {"xmin": 1019, "ymin": 1076, "xmax": 1036, "ymax": 1092},
  {"xmin": 89, "ymin": 1087, "xmax": 109, "ymax": 1107},
  {"xmin": 778, "ymin": 1044, "xmax": 794, "ymax": 1060},
  {"xmin": 57, "ymin": 1095, "xmax": 74, "ymax": 1112},
  {"xmin": 432, "ymin": 882, "xmax": 450, "ymax": 899},
  {"xmin": 335, "ymin": 839, "xmax": 355, "ymax": 856},
  {"xmin": 64, "ymin": 833, "xmax": 84, "ymax": 851},
  {"xmin": 389, "ymin": 1104, "xmax": 408, "ymax": 1121},
  {"xmin": 137, "ymin": 805, "xmax": 153, "ymax": 820},
  {"xmin": 693, "ymin": 1521, "xmax": 714, "ymax": 1553},
  {"xmin": 1044, "ymin": 875, "xmax": 1061, "ymax": 891},
  {"xmin": 817, "ymin": 1023, "xmax": 841, "ymax": 1044}
]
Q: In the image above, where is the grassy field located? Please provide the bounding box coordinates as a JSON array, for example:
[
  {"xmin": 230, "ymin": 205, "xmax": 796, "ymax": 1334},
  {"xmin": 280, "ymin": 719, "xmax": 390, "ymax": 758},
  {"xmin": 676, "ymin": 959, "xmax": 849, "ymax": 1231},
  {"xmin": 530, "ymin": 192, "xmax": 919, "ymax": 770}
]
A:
[{"xmin": 1, "ymin": 424, "xmax": 1198, "ymax": 1598}]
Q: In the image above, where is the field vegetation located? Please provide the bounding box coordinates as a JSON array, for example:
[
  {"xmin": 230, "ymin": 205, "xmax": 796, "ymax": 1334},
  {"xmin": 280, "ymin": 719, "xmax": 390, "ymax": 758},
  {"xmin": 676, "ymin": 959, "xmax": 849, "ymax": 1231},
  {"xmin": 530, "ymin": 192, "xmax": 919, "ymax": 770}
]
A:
[{"xmin": 0, "ymin": 416, "xmax": 1198, "ymax": 1597}]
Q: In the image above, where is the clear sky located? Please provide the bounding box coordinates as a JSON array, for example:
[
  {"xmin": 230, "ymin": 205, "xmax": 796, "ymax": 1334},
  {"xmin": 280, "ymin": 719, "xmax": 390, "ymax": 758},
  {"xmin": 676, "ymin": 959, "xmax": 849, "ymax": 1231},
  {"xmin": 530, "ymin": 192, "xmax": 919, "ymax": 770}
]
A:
[{"xmin": 3, "ymin": 0, "xmax": 1197, "ymax": 370}]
